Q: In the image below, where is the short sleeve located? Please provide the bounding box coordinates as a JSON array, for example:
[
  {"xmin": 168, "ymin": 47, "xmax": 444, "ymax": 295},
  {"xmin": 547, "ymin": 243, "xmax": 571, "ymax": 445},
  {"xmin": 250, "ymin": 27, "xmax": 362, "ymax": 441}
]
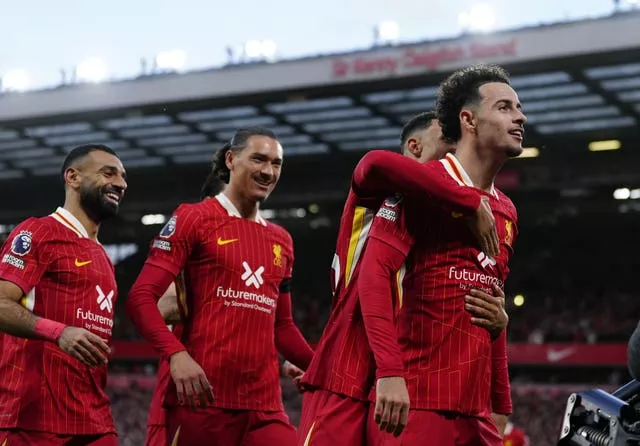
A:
[
  {"xmin": 145, "ymin": 205, "xmax": 200, "ymax": 276},
  {"xmin": 0, "ymin": 218, "xmax": 53, "ymax": 294},
  {"xmin": 368, "ymin": 194, "xmax": 415, "ymax": 257}
]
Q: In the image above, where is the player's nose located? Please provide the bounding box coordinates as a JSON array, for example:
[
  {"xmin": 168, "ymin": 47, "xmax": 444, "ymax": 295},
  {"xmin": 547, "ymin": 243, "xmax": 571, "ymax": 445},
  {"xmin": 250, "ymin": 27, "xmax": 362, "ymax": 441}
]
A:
[
  {"xmin": 259, "ymin": 164, "xmax": 276, "ymax": 179},
  {"xmin": 111, "ymin": 174, "xmax": 127, "ymax": 191}
]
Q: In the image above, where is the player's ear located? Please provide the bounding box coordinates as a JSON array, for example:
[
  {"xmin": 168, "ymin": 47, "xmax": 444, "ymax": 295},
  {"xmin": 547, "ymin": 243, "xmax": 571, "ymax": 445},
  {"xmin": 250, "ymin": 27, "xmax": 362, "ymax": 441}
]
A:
[
  {"xmin": 63, "ymin": 166, "xmax": 81, "ymax": 189},
  {"xmin": 224, "ymin": 149, "xmax": 234, "ymax": 172},
  {"xmin": 406, "ymin": 138, "xmax": 422, "ymax": 159},
  {"xmin": 460, "ymin": 108, "xmax": 477, "ymax": 135}
]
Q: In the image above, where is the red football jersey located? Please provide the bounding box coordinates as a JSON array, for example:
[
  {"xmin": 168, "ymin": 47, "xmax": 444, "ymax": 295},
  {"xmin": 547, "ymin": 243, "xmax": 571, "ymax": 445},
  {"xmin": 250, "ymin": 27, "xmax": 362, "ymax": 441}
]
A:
[
  {"xmin": 301, "ymin": 188, "xmax": 381, "ymax": 400},
  {"xmin": 503, "ymin": 422, "xmax": 529, "ymax": 446},
  {"xmin": 0, "ymin": 207, "xmax": 117, "ymax": 434},
  {"xmin": 368, "ymin": 154, "xmax": 518, "ymax": 415},
  {"xmin": 144, "ymin": 193, "xmax": 294, "ymax": 411},
  {"xmin": 147, "ymin": 325, "xmax": 182, "ymax": 427}
]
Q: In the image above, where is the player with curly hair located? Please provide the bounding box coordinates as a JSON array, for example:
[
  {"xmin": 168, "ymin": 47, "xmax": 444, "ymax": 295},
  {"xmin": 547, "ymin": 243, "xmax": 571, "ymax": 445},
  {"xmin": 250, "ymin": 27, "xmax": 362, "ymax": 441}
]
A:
[{"xmin": 364, "ymin": 64, "xmax": 526, "ymax": 446}]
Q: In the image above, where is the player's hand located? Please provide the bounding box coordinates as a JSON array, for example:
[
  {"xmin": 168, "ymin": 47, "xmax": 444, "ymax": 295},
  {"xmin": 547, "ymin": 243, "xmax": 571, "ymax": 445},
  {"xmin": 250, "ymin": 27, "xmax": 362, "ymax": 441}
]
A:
[
  {"xmin": 374, "ymin": 376, "xmax": 410, "ymax": 437},
  {"xmin": 467, "ymin": 196, "xmax": 499, "ymax": 258},
  {"xmin": 281, "ymin": 360, "xmax": 305, "ymax": 391},
  {"xmin": 491, "ymin": 412, "xmax": 509, "ymax": 437},
  {"xmin": 169, "ymin": 351, "xmax": 214, "ymax": 409},
  {"xmin": 466, "ymin": 283, "xmax": 508, "ymax": 338},
  {"xmin": 56, "ymin": 326, "xmax": 110, "ymax": 367}
]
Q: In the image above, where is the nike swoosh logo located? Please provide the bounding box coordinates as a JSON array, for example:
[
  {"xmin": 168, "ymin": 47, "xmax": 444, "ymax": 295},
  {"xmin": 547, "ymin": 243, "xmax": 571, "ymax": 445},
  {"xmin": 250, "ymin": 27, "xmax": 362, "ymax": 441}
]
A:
[
  {"xmin": 547, "ymin": 348, "xmax": 575, "ymax": 362},
  {"xmin": 75, "ymin": 259, "xmax": 92, "ymax": 267},
  {"xmin": 217, "ymin": 237, "xmax": 238, "ymax": 246}
]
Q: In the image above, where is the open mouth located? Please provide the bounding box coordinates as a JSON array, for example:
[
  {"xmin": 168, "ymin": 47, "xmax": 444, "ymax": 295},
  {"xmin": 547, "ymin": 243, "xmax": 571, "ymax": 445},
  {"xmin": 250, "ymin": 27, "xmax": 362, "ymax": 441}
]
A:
[
  {"xmin": 509, "ymin": 128, "xmax": 524, "ymax": 141},
  {"xmin": 253, "ymin": 178, "xmax": 272, "ymax": 190},
  {"xmin": 103, "ymin": 191, "xmax": 121, "ymax": 205}
]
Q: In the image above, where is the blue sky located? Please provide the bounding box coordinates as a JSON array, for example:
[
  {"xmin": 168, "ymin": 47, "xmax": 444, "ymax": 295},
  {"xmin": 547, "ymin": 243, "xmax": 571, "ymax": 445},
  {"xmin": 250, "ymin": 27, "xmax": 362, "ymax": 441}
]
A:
[{"xmin": 0, "ymin": 0, "xmax": 624, "ymax": 90}]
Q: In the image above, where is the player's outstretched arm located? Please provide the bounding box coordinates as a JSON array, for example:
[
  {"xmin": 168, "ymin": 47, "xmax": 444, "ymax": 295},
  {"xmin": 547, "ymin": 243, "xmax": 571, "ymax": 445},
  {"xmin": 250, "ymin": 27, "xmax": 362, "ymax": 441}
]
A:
[
  {"xmin": 359, "ymin": 236, "xmax": 410, "ymax": 438},
  {"xmin": 274, "ymin": 287, "xmax": 314, "ymax": 370},
  {"xmin": 353, "ymin": 150, "xmax": 480, "ymax": 212},
  {"xmin": 0, "ymin": 280, "xmax": 110, "ymax": 367},
  {"xmin": 353, "ymin": 151, "xmax": 498, "ymax": 256}
]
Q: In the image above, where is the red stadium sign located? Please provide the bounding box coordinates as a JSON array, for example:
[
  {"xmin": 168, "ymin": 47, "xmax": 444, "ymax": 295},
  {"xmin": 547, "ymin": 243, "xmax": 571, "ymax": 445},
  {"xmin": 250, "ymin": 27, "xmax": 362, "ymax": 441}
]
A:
[
  {"xmin": 332, "ymin": 38, "xmax": 518, "ymax": 78},
  {"xmin": 507, "ymin": 343, "xmax": 627, "ymax": 366},
  {"xmin": 112, "ymin": 341, "xmax": 627, "ymax": 366}
]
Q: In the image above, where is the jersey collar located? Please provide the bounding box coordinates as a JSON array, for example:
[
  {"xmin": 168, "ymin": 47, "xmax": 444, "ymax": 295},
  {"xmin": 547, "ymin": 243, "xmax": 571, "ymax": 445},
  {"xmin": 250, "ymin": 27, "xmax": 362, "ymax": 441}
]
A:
[
  {"xmin": 215, "ymin": 193, "xmax": 267, "ymax": 226},
  {"xmin": 440, "ymin": 153, "xmax": 498, "ymax": 199},
  {"xmin": 51, "ymin": 207, "xmax": 89, "ymax": 238}
]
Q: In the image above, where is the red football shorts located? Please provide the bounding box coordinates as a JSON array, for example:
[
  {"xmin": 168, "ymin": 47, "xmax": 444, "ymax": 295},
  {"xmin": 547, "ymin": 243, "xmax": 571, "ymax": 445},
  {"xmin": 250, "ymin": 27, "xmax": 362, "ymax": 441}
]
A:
[
  {"xmin": 145, "ymin": 425, "xmax": 166, "ymax": 446},
  {"xmin": 0, "ymin": 430, "xmax": 117, "ymax": 446},
  {"xmin": 298, "ymin": 389, "xmax": 369, "ymax": 446},
  {"xmin": 366, "ymin": 409, "xmax": 502, "ymax": 446},
  {"xmin": 166, "ymin": 406, "xmax": 296, "ymax": 446}
]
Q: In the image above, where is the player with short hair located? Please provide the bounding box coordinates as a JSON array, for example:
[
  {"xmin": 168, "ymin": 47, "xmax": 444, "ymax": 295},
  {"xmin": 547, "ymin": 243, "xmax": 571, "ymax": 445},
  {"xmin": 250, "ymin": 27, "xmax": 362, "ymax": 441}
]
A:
[
  {"xmin": 298, "ymin": 111, "xmax": 505, "ymax": 446},
  {"xmin": 363, "ymin": 64, "xmax": 525, "ymax": 446},
  {"xmin": 127, "ymin": 127, "xmax": 314, "ymax": 446},
  {"xmin": 0, "ymin": 144, "xmax": 127, "ymax": 446}
]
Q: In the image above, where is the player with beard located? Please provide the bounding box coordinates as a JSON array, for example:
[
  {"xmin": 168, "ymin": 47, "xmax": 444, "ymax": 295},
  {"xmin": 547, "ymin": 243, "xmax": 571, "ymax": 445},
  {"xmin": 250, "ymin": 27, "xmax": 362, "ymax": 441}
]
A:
[
  {"xmin": 144, "ymin": 165, "xmax": 225, "ymax": 446},
  {"xmin": 0, "ymin": 144, "xmax": 126, "ymax": 446},
  {"xmin": 298, "ymin": 112, "xmax": 507, "ymax": 446},
  {"xmin": 363, "ymin": 64, "xmax": 525, "ymax": 446},
  {"xmin": 127, "ymin": 127, "xmax": 314, "ymax": 446}
]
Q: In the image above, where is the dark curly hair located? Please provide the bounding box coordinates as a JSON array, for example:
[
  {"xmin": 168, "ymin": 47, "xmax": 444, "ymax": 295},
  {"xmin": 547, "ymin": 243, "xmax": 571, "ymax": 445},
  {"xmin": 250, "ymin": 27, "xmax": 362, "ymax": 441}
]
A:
[
  {"xmin": 436, "ymin": 64, "xmax": 511, "ymax": 143},
  {"xmin": 211, "ymin": 126, "xmax": 278, "ymax": 184}
]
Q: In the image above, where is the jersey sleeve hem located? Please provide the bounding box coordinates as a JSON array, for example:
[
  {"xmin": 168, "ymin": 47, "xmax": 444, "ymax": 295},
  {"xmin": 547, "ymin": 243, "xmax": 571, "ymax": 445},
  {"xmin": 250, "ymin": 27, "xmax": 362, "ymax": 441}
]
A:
[
  {"xmin": 0, "ymin": 272, "xmax": 34, "ymax": 296},
  {"xmin": 145, "ymin": 258, "xmax": 181, "ymax": 277}
]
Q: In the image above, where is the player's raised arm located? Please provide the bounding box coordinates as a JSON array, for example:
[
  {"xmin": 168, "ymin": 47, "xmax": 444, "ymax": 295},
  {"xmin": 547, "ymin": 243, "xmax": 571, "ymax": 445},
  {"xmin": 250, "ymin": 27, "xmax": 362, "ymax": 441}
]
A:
[
  {"xmin": 353, "ymin": 150, "xmax": 481, "ymax": 213},
  {"xmin": 352, "ymin": 151, "xmax": 498, "ymax": 256}
]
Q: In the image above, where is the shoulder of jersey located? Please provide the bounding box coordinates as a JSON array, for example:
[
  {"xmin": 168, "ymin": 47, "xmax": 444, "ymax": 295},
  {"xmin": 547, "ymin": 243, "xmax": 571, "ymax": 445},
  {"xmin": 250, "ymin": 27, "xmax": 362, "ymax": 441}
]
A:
[
  {"xmin": 494, "ymin": 188, "xmax": 518, "ymax": 220},
  {"xmin": 28, "ymin": 215, "xmax": 61, "ymax": 233},
  {"xmin": 176, "ymin": 199, "xmax": 223, "ymax": 217},
  {"xmin": 265, "ymin": 220, "xmax": 293, "ymax": 242}
]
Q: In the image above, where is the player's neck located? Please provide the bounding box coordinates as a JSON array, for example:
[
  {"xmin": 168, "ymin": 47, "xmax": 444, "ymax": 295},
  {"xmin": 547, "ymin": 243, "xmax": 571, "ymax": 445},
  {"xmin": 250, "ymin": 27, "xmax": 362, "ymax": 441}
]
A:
[
  {"xmin": 222, "ymin": 188, "xmax": 259, "ymax": 220},
  {"xmin": 454, "ymin": 142, "xmax": 504, "ymax": 193},
  {"xmin": 62, "ymin": 200, "xmax": 100, "ymax": 240}
]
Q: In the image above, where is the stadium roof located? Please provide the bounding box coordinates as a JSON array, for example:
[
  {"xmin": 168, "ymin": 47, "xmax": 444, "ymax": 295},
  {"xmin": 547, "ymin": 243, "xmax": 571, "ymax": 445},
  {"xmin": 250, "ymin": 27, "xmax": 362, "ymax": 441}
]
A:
[{"xmin": 1, "ymin": 12, "xmax": 640, "ymax": 220}]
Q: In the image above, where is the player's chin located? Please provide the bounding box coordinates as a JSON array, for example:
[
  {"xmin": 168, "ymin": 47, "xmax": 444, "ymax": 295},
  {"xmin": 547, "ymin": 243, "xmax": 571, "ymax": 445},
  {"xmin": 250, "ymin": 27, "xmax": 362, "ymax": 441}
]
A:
[
  {"xmin": 250, "ymin": 188, "xmax": 272, "ymax": 203},
  {"xmin": 100, "ymin": 199, "xmax": 120, "ymax": 218},
  {"xmin": 250, "ymin": 183, "xmax": 276, "ymax": 202},
  {"xmin": 506, "ymin": 145, "xmax": 523, "ymax": 158}
]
